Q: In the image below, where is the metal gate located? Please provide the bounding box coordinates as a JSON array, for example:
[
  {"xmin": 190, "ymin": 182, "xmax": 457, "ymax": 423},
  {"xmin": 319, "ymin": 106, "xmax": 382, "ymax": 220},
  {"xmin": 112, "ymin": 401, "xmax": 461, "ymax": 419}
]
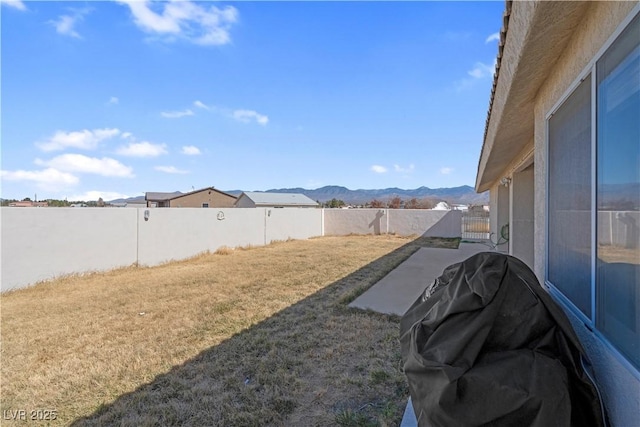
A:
[{"xmin": 462, "ymin": 209, "xmax": 490, "ymax": 240}]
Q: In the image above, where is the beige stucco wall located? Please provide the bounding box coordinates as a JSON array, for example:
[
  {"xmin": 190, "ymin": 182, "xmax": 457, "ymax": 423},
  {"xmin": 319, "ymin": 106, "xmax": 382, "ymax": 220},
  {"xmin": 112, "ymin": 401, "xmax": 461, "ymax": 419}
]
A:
[
  {"xmin": 1, "ymin": 208, "xmax": 138, "ymax": 292},
  {"xmin": 498, "ymin": 185, "xmax": 510, "ymax": 253},
  {"xmin": 530, "ymin": 3, "xmax": 640, "ymax": 424},
  {"xmin": 1, "ymin": 207, "xmax": 324, "ymax": 291},
  {"xmin": 323, "ymin": 209, "xmax": 462, "ymax": 238},
  {"xmin": 533, "ymin": 1, "xmax": 637, "ymax": 281},
  {"xmin": 388, "ymin": 210, "xmax": 462, "ymax": 238},
  {"xmin": 2, "ymin": 208, "xmax": 461, "ymax": 292},
  {"xmin": 169, "ymin": 189, "xmax": 236, "ymax": 208},
  {"xmin": 323, "ymin": 209, "xmax": 389, "ymax": 235},
  {"xmin": 510, "ymin": 165, "xmax": 535, "ymax": 269},
  {"xmin": 265, "ymin": 208, "xmax": 324, "ymax": 242},
  {"xmin": 136, "ymin": 208, "xmax": 264, "ymax": 265},
  {"xmin": 490, "ymin": 183, "xmax": 499, "ymax": 241}
]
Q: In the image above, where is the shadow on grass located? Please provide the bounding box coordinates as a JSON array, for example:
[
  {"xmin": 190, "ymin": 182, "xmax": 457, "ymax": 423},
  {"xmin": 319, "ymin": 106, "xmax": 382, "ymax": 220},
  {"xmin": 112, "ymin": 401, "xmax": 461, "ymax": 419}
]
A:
[{"xmin": 71, "ymin": 237, "xmax": 458, "ymax": 427}]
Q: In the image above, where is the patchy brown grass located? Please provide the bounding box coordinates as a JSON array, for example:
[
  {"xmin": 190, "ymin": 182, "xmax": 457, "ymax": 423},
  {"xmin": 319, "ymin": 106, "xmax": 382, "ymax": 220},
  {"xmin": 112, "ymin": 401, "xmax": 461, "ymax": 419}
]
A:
[
  {"xmin": 213, "ymin": 246, "xmax": 234, "ymax": 255},
  {"xmin": 598, "ymin": 245, "xmax": 640, "ymax": 264},
  {"xmin": 1, "ymin": 235, "xmax": 458, "ymax": 426}
]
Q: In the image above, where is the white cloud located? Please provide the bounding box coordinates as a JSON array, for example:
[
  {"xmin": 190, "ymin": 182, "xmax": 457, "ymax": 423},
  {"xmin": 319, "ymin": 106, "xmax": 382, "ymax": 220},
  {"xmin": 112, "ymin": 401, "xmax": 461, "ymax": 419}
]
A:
[
  {"xmin": 68, "ymin": 191, "xmax": 131, "ymax": 202},
  {"xmin": 193, "ymin": 101, "xmax": 269, "ymax": 126},
  {"xmin": 193, "ymin": 100, "xmax": 210, "ymax": 110},
  {"xmin": 51, "ymin": 16, "xmax": 81, "ymax": 38},
  {"xmin": 440, "ymin": 167, "xmax": 454, "ymax": 175},
  {"xmin": 116, "ymin": 141, "xmax": 168, "ymax": 157},
  {"xmin": 35, "ymin": 154, "xmax": 134, "ymax": 177},
  {"xmin": 160, "ymin": 109, "xmax": 194, "ymax": 119},
  {"xmin": 0, "ymin": 0, "xmax": 27, "ymax": 10},
  {"xmin": 154, "ymin": 165, "xmax": 189, "ymax": 174},
  {"xmin": 485, "ymin": 32, "xmax": 500, "ymax": 43},
  {"xmin": 394, "ymin": 164, "xmax": 415, "ymax": 174},
  {"xmin": 50, "ymin": 9, "xmax": 90, "ymax": 38},
  {"xmin": 108, "ymin": 96, "xmax": 119, "ymax": 105},
  {"xmin": 455, "ymin": 59, "xmax": 497, "ymax": 92},
  {"xmin": 232, "ymin": 109, "xmax": 269, "ymax": 126},
  {"xmin": 467, "ymin": 61, "xmax": 495, "ymax": 79},
  {"xmin": 181, "ymin": 145, "xmax": 201, "ymax": 155},
  {"xmin": 1, "ymin": 0, "xmax": 26, "ymax": 11},
  {"xmin": 1, "ymin": 168, "xmax": 79, "ymax": 190},
  {"xmin": 117, "ymin": 0, "xmax": 238, "ymax": 46},
  {"xmin": 121, "ymin": 132, "xmax": 133, "ymax": 139},
  {"xmin": 37, "ymin": 128, "xmax": 121, "ymax": 152},
  {"xmin": 371, "ymin": 165, "xmax": 387, "ymax": 174}
]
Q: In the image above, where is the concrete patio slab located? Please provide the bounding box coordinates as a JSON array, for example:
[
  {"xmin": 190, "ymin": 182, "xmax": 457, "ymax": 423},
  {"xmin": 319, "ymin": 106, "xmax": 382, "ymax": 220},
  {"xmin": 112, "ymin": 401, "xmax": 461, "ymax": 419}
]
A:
[
  {"xmin": 349, "ymin": 243, "xmax": 489, "ymax": 316},
  {"xmin": 349, "ymin": 242, "xmax": 490, "ymax": 427}
]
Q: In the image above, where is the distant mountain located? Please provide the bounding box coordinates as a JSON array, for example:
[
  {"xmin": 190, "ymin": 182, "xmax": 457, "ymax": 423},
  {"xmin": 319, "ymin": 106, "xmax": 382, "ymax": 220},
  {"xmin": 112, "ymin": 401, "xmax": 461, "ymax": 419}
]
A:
[
  {"xmin": 226, "ymin": 185, "xmax": 488, "ymax": 205},
  {"xmin": 111, "ymin": 186, "xmax": 487, "ymax": 205},
  {"xmin": 599, "ymin": 183, "xmax": 640, "ymax": 209},
  {"xmin": 109, "ymin": 195, "xmax": 146, "ymax": 204}
]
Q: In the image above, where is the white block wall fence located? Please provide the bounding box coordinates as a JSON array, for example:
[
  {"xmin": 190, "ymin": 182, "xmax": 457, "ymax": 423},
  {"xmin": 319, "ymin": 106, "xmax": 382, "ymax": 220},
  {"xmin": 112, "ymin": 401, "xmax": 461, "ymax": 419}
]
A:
[
  {"xmin": 322, "ymin": 209, "xmax": 461, "ymax": 237},
  {"xmin": 1, "ymin": 208, "xmax": 460, "ymax": 292}
]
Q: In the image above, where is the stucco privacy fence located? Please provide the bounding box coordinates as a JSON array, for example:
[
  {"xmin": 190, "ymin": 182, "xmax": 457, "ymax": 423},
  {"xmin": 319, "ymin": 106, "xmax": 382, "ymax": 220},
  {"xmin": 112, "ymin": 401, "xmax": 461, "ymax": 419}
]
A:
[
  {"xmin": 0, "ymin": 207, "xmax": 461, "ymax": 292},
  {"xmin": 322, "ymin": 208, "xmax": 461, "ymax": 237}
]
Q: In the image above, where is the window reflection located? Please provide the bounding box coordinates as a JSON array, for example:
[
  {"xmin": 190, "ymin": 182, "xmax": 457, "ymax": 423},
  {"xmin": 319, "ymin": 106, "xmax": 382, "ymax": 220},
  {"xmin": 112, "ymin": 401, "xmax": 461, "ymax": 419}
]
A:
[{"xmin": 596, "ymin": 14, "xmax": 639, "ymax": 369}]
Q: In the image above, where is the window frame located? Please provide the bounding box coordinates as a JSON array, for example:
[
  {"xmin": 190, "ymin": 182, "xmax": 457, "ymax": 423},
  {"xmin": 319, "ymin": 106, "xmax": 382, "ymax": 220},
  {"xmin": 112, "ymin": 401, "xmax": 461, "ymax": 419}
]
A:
[
  {"xmin": 545, "ymin": 5, "xmax": 640, "ymax": 378},
  {"xmin": 546, "ymin": 73, "xmax": 593, "ymax": 319}
]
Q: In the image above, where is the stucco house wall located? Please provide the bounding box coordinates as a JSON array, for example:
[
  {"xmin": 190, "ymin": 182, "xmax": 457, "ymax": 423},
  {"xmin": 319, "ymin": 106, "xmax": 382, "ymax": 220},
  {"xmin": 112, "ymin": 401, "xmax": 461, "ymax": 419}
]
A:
[
  {"xmin": 531, "ymin": 5, "xmax": 640, "ymax": 423},
  {"xmin": 478, "ymin": 2, "xmax": 640, "ymax": 425},
  {"xmin": 531, "ymin": 1, "xmax": 638, "ymax": 279},
  {"xmin": 169, "ymin": 189, "xmax": 236, "ymax": 208}
]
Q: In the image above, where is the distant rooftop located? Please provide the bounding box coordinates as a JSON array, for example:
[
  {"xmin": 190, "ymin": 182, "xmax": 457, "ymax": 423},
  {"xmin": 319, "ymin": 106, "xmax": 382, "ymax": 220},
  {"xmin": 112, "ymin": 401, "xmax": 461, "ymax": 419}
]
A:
[
  {"xmin": 145, "ymin": 191, "xmax": 183, "ymax": 201},
  {"xmin": 238, "ymin": 192, "xmax": 318, "ymax": 206}
]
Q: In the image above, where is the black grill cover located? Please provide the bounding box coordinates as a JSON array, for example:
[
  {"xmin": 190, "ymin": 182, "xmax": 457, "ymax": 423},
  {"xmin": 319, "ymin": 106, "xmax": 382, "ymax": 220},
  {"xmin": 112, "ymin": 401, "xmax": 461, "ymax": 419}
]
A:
[{"xmin": 399, "ymin": 252, "xmax": 606, "ymax": 427}]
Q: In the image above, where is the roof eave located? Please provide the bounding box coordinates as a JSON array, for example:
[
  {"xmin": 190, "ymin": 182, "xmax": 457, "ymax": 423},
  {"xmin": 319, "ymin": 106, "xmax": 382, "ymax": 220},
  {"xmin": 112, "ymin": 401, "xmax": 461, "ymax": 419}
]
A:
[{"xmin": 475, "ymin": 1, "xmax": 591, "ymax": 193}]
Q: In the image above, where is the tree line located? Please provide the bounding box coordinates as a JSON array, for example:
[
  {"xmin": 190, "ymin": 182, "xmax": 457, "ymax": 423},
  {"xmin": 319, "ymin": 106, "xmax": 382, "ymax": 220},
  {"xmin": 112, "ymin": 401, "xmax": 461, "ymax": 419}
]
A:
[
  {"xmin": 320, "ymin": 197, "xmax": 439, "ymax": 209},
  {"xmin": 1, "ymin": 197, "xmax": 106, "ymax": 207}
]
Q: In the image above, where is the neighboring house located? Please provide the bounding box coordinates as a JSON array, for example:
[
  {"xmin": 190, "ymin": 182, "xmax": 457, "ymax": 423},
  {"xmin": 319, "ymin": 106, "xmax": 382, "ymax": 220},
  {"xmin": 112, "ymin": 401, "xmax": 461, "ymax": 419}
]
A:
[
  {"xmin": 8, "ymin": 201, "xmax": 48, "ymax": 207},
  {"xmin": 145, "ymin": 191, "xmax": 183, "ymax": 207},
  {"xmin": 234, "ymin": 192, "xmax": 319, "ymax": 208},
  {"xmin": 475, "ymin": 2, "xmax": 639, "ymax": 425},
  {"xmin": 145, "ymin": 187, "xmax": 237, "ymax": 208}
]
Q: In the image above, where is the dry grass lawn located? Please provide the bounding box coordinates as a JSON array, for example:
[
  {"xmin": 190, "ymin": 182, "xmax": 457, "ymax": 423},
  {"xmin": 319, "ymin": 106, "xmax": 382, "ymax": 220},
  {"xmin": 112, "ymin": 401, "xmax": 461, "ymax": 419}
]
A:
[{"xmin": 1, "ymin": 235, "xmax": 459, "ymax": 426}]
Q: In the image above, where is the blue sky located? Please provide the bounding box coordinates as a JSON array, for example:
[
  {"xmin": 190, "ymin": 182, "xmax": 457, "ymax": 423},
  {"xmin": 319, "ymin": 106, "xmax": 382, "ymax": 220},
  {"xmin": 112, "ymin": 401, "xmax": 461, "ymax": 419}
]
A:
[{"xmin": 1, "ymin": 0, "xmax": 504, "ymax": 201}]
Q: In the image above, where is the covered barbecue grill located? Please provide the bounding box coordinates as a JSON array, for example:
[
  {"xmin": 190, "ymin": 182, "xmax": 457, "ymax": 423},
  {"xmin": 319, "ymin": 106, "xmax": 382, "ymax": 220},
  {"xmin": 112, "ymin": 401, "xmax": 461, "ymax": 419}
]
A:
[{"xmin": 400, "ymin": 252, "xmax": 606, "ymax": 427}]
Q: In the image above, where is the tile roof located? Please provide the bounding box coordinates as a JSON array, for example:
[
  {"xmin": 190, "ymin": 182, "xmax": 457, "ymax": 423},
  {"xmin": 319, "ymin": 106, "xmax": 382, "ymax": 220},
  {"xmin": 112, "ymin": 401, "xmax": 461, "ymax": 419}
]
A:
[{"xmin": 477, "ymin": 0, "xmax": 512, "ymax": 184}]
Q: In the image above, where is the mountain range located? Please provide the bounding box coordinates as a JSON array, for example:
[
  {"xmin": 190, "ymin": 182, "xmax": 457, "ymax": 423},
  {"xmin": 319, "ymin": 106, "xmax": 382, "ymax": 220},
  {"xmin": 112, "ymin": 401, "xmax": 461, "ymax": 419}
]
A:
[{"xmin": 111, "ymin": 185, "xmax": 488, "ymax": 205}]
